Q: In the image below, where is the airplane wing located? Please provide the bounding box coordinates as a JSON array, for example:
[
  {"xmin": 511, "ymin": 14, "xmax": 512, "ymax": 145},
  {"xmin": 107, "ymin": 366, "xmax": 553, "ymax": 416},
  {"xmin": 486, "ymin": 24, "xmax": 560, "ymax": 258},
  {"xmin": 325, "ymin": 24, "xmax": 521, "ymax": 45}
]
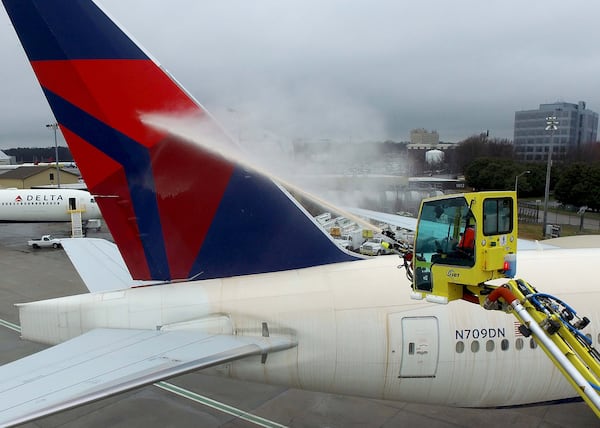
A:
[
  {"xmin": 60, "ymin": 238, "xmax": 156, "ymax": 292},
  {"xmin": 0, "ymin": 328, "xmax": 295, "ymax": 427},
  {"xmin": 344, "ymin": 207, "xmax": 418, "ymax": 231},
  {"xmin": 345, "ymin": 206, "xmax": 560, "ymax": 251}
]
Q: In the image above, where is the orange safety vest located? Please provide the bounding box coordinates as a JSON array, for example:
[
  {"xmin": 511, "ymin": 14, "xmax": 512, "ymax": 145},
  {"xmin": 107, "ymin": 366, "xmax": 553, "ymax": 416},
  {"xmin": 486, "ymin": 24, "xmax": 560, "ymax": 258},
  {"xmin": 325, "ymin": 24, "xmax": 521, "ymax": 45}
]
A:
[{"xmin": 459, "ymin": 226, "xmax": 475, "ymax": 249}]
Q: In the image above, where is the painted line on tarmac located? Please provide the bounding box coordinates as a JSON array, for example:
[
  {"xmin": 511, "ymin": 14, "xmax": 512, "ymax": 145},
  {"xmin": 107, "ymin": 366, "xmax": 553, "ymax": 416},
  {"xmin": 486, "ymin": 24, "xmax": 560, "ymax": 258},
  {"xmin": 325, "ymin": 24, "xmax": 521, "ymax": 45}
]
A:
[
  {"xmin": 0, "ymin": 318, "xmax": 288, "ymax": 428},
  {"xmin": 155, "ymin": 381, "xmax": 288, "ymax": 428}
]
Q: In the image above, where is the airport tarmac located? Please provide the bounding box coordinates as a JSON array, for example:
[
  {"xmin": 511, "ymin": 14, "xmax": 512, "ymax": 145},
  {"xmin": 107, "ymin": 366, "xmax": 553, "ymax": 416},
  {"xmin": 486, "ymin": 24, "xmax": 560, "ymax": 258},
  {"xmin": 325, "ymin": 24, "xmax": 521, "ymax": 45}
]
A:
[{"xmin": 0, "ymin": 223, "xmax": 597, "ymax": 427}]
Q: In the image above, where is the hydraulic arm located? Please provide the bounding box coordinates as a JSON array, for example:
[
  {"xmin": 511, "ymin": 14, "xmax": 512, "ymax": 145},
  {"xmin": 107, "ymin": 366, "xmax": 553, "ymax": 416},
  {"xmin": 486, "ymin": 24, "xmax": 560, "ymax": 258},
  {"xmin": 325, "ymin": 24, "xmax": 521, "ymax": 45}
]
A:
[
  {"xmin": 389, "ymin": 191, "xmax": 600, "ymax": 417},
  {"xmin": 484, "ymin": 279, "xmax": 600, "ymax": 416}
]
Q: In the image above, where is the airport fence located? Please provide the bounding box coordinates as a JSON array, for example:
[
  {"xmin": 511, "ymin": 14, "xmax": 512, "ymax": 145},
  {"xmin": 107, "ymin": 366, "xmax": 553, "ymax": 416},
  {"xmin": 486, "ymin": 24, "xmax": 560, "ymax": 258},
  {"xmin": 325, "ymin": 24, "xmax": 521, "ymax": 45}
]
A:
[{"xmin": 518, "ymin": 201, "xmax": 600, "ymax": 232}]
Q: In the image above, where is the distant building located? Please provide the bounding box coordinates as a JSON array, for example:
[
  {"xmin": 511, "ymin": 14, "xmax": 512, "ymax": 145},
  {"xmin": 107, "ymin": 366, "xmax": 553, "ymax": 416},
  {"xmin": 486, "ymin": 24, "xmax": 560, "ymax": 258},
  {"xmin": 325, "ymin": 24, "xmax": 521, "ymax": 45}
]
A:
[
  {"xmin": 409, "ymin": 128, "xmax": 440, "ymax": 147},
  {"xmin": 514, "ymin": 101, "xmax": 598, "ymax": 161},
  {"xmin": 0, "ymin": 166, "xmax": 80, "ymax": 189},
  {"xmin": 409, "ymin": 175, "xmax": 469, "ymax": 192},
  {"xmin": 405, "ymin": 129, "xmax": 458, "ymax": 175}
]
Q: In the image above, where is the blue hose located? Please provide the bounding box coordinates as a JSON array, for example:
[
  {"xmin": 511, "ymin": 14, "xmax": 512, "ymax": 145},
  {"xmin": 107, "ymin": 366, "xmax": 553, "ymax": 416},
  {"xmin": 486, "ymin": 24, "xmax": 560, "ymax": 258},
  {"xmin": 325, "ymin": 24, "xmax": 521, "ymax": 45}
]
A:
[{"xmin": 527, "ymin": 292, "xmax": 592, "ymax": 345}]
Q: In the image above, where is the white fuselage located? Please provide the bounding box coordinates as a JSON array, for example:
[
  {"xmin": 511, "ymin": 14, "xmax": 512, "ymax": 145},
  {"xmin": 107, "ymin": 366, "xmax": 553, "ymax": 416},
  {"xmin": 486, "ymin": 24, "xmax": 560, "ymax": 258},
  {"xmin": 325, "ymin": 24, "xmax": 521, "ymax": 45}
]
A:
[
  {"xmin": 0, "ymin": 189, "xmax": 101, "ymax": 222},
  {"xmin": 17, "ymin": 248, "xmax": 600, "ymax": 408}
]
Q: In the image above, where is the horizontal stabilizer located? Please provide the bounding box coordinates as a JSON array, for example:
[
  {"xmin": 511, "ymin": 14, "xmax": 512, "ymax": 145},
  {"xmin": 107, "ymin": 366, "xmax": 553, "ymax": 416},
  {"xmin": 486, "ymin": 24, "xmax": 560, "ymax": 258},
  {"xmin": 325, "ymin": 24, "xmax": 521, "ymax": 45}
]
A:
[
  {"xmin": 0, "ymin": 328, "xmax": 295, "ymax": 426},
  {"xmin": 61, "ymin": 238, "xmax": 155, "ymax": 292}
]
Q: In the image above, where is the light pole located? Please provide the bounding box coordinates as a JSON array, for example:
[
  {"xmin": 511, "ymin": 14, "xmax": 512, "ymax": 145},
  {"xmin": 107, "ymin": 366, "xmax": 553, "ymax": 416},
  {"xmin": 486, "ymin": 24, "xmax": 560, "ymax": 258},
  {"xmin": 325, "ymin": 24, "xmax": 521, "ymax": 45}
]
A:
[
  {"xmin": 45, "ymin": 122, "xmax": 60, "ymax": 188},
  {"xmin": 542, "ymin": 115, "xmax": 558, "ymax": 237},
  {"xmin": 514, "ymin": 170, "xmax": 531, "ymax": 193}
]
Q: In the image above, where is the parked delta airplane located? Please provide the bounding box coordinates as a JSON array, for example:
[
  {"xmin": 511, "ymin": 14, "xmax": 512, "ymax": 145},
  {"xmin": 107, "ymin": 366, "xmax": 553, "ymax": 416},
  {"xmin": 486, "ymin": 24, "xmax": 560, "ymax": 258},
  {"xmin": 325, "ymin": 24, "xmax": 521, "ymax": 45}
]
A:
[
  {"xmin": 0, "ymin": 188, "xmax": 101, "ymax": 222},
  {"xmin": 0, "ymin": 0, "xmax": 599, "ymax": 425}
]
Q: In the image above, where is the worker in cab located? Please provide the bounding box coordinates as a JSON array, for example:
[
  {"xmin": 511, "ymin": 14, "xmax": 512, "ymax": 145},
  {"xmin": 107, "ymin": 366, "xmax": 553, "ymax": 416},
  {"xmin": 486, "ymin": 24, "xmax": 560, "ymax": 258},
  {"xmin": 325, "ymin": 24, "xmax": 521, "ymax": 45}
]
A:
[
  {"xmin": 457, "ymin": 218, "xmax": 475, "ymax": 256},
  {"xmin": 434, "ymin": 205, "xmax": 448, "ymax": 223}
]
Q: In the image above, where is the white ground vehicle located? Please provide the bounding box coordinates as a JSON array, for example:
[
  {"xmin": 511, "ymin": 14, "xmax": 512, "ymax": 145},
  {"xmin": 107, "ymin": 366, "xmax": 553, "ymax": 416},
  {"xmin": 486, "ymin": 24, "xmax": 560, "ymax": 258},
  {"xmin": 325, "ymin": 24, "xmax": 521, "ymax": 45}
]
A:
[
  {"xmin": 359, "ymin": 236, "xmax": 392, "ymax": 256},
  {"xmin": 27, "ymin": 235, "xmax": 62, "ymax": 249},
  {"xmin": 84, "ymin": 219, "xmax": 102, "ymax": 232},
  {"xmin": 334, "ymin": 230, "xmax": 365, "ymax": 251}
]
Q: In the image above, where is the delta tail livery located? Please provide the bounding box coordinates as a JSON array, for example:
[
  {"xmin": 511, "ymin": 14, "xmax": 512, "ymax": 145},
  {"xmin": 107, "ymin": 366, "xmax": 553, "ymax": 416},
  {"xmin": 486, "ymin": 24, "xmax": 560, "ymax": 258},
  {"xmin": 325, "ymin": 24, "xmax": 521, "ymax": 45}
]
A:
[
  {"xmin": 0, "ymin": 0, "xmax": 598, "ymax": 425},
  {"xmin": 0, "ymin": 188, "xmax": 100, "ymax": 222}
]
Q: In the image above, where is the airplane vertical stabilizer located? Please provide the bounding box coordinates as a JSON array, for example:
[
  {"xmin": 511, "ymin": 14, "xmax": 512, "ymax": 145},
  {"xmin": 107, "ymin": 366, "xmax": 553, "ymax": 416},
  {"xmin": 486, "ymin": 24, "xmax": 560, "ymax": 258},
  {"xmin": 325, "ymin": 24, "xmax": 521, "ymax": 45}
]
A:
[{"xmin": 2, "ymin": 0, "xmax": 360, "ymax": 281}]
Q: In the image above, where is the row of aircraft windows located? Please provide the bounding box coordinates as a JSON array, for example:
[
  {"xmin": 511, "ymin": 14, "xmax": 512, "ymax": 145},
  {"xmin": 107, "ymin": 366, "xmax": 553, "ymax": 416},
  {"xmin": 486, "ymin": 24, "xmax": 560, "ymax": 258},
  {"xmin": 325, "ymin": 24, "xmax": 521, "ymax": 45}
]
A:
[
  {"xmin": 456, "ymin": 338, "xmax": 536, "ymax": 353},
  {"xmin": 456, "ymin": 333, "xmax": 594, "ymax": 353},
  {"xmin": 0, "ymin": 202, "xmax": 61, "ymax": 206}
]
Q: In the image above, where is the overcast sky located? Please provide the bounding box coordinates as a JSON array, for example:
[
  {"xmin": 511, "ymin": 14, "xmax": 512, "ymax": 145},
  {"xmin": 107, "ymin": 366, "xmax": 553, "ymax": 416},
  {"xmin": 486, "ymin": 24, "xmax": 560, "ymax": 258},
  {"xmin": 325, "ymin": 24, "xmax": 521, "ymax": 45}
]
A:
[{"xmin": 1, "ymin": 0, "xmax": 600, "ymax": 149}]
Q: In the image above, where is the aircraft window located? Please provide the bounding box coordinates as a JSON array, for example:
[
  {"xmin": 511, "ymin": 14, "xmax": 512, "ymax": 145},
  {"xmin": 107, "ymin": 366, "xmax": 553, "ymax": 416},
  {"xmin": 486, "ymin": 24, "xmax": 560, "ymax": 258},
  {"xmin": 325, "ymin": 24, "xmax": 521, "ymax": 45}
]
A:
[
  {"xmin": 515, "ymin": 338, "xmax": 524, "ymax": 350},
  {"xmin": 500, "ymin": 339, "xmax": 509, "ymax": 351},
  {"xmin": 470, "ymin": 341, "xmax": 480, "ymax": 353},
  {"xmin": 455, "ymin": 341, "xmax": 465, "ymax": 354},
  {"xmin": 483, "ymin": 198, "xmax": 513, "ymax": 236},
  {"xmin": 529, "ymin": 338, "xmax": 538, "ymax": 349},
  {"xmin": 485, "ymin": 340, "xmax": 495, "ymax": 352}
]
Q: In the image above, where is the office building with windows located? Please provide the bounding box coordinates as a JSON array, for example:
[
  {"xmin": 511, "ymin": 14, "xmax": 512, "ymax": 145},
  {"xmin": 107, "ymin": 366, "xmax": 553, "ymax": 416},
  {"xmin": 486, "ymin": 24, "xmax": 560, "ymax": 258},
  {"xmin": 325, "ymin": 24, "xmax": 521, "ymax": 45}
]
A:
[{"xmin": 513, "ymin": 101, "xmax": 598, "ymax": 161}]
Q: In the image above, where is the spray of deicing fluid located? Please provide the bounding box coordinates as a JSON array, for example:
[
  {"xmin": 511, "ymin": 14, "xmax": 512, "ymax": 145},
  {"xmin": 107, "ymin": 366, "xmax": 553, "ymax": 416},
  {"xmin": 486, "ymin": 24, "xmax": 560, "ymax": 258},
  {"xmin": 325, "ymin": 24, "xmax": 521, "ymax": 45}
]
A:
[{"xmin": 141, "ymin": 113, "xmax": 382, "ymax": 233}]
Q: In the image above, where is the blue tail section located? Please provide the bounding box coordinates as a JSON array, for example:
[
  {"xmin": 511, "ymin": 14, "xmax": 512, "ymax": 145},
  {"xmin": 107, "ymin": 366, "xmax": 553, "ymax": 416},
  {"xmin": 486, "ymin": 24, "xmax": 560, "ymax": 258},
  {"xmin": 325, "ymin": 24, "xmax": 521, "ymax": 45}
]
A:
[{"xmin": 2, "ymin": 0, "xmax": 361, "ymax": 281}]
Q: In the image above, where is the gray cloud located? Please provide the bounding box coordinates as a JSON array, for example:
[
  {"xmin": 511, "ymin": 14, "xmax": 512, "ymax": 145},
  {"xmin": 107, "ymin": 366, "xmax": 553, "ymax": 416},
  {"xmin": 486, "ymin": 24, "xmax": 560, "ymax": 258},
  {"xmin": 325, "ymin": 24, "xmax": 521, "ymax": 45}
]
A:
[{"xmin": 1, "ymin": 0, "xmax": 599, "ymax": 148}]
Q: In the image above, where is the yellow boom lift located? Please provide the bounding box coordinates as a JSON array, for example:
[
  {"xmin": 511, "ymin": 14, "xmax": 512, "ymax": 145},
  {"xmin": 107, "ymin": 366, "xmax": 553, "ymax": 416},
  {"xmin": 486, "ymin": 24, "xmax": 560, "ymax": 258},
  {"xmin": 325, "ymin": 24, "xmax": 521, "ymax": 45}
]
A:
[{"xmin": 386, "ymin": 191, "xmax": 600, "ymax": 417}]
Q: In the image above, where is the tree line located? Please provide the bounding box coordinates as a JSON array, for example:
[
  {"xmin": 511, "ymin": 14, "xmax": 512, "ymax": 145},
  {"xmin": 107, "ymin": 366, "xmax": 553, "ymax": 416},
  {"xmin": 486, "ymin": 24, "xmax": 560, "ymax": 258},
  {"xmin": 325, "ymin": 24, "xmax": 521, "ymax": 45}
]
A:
[
  {"xmin": 3, "ymin": 147, "xmax": 74, "ymax": 163},
  {"xmin": 457, "ymin": 134, "xmax": 600, "ymax": 210}
]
